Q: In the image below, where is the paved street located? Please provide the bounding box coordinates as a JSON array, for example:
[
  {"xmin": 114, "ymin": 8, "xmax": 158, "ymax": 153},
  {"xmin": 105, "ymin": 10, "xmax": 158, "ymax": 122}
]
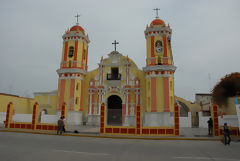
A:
[{"xmin": 0, "ymin": 132, "xmax": 240, "ymax": 161}]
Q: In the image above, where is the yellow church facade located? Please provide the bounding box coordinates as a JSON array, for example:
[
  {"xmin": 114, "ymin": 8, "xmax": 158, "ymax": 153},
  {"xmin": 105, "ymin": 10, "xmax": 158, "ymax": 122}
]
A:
[{"xmin": 54, "ymin": 14, "xmax": 177, "ymax": 129}]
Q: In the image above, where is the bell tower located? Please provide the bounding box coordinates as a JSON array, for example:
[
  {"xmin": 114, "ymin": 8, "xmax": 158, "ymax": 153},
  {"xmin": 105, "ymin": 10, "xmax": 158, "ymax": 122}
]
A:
[
  {"xmin": 57, "ymin": 15, "xmax": 90, "ymax": 113},
  {"xmin": 143, "ymin": 9, "xmax": 176, "ymax": 117}
]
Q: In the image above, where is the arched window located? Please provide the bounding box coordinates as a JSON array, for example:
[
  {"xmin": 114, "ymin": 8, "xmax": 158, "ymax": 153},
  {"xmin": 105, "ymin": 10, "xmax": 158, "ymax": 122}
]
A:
[{"xmin": 68, "ymin": 46, "xmax": 74, "ymax": 58}]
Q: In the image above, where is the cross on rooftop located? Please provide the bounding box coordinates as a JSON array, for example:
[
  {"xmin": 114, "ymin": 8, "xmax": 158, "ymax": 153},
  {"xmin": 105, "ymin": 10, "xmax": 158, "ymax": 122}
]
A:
[
  {"xmin": 75, "ymin": 14, "xmax": 80, "ymax": 25},
  {"xmin": 153, "ymin": 8, "xmax": 160, "ymax": 18},
  {"xmin": 112, "ymin": 40, "xmax": 119, "ymax": 51}
]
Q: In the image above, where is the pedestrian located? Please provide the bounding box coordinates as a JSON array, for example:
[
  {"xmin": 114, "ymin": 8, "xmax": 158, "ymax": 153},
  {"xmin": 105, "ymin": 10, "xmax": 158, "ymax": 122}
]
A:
[
  {"xmin": 57, "ymin": 116, "xmax": 64, "ymax": 135},
  {"xmin": 223, "ymin": 123, "xmax": 231, "ymax": 145},
  {"xmin": 207, "ymin": 118, "xmax": 213, "ymax": 136},
  {"xmin": 62, "ymin": 116, "xmax": 66, "ymax": 133}
]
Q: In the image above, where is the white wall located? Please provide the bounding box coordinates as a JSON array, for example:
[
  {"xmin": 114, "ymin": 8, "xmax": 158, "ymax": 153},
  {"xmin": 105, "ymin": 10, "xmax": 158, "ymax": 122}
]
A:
[
  {"xmin": 40, "ymin": 115, "xmax": 58, "ymax": 124},
  {"xmin": 218, "ymin": 115, "xmax": 239, "ymax": 127},
  {"xmin": 199, "ymin": 112, "xmax": 210, "ymax": 128},
  {"xmin": 0, "ymin": 112, "xmax": 6, "ymax": 125},
  {"xmin": 12, "ymin": 114, "xmax": 32, "ymax": 122},
  {"xmin": 180, "ymin": 112, "xmax": 192, "ymax": 127}
]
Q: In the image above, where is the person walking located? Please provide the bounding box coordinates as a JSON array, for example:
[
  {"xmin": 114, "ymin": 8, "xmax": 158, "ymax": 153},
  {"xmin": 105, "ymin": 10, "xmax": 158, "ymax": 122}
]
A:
[
  {"xmin": 223, "ymin": 123, "xmax": 231, "ymax": 145},
  {"xmin": 62, "ymin": 116, "xmax": 66, "ymax": 133},
  {"xmin": 57, "ymin": 116, "xmax": 64, "ymax": 135},
  {"xmin": 207, "ymin": 118, "xmax": 213, "ymax": 136}
]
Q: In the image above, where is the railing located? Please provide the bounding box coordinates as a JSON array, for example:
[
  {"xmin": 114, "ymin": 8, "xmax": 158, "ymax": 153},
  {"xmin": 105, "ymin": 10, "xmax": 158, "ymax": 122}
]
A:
[{"xmin": 107, "ymin": 74, "xmax": 121, "ymax": 80}]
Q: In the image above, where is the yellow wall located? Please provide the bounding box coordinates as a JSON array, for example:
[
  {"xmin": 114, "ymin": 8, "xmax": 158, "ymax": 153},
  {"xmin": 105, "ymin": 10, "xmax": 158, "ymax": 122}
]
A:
[
  {"xmin": 0, "ymin": 94, "xmax": 35, "ymax": 114},
  {"xmin": 34, "ymin": 94, "xmax": 58, "ymax": 115}
]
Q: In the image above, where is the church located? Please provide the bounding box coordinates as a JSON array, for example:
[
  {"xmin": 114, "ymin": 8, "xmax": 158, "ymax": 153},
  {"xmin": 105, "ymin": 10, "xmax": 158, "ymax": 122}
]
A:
[
  {"xmin": 0, "ymin": 11, "xmax": 183, "ymax": 136},
  {"xmin": 56, "ymin": 12, "xmax": 177, "ymax": 129}
]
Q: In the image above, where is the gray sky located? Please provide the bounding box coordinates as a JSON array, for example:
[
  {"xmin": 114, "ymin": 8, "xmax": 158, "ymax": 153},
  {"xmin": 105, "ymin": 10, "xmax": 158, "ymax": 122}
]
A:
[{"xmin": 0, "ymin": 0, "xmax": 239, "ymax": 101}]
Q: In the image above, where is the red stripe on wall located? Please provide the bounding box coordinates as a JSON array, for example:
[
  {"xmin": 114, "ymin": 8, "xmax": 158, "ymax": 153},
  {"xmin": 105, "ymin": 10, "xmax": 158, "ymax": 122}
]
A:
[
  {"xmin": 151, "ymin": 78, "xmax": 157, "ymax": 112},
  {"xmin": 91, "ymin": 94, "xmax": 94, "ymax": 115},
  {"xmin": 64, "ymin": 42, "xmax": 68, "ymax": 62},
  {"xmin": 163, "ymin": 36, "xmax": 168, "ymax": 65},
  {"xmin": 164, "ymin": 77, "xmax": 170, "ymax": 112},
  {"xmin": 85, "ymin": 46, "xmax": 88, "ymax": 70},
  {"xmin": 69, "ymin": 79, "xmax": 75, "ymax": 110},
  {"xmin": 73, "ymin": 40, "xmax": 78, "ymax": 67},
  {"xmin": 81, "ymin": 43, "xmax": 85, "ymax": 69},
  {"xmin": 80, "ymin": 80, "xmax": 84, "ymax": 111},
  {"xmin": 59, "ymin": 79, "xmax": 66, "ymax": 109},
  {"xmin": 151, "ymin": 36, "xmax": 155, "ymax": 65},
  {"xmin": 128, "ymin": 94, "xmax": 131, "ymax": 115}
]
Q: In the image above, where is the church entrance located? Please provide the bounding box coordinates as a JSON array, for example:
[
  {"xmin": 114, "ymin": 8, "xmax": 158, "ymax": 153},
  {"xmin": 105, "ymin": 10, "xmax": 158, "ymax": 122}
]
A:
[{"xmin": 107, "ymin": 95, "xmax": 122, "ymax": 125}]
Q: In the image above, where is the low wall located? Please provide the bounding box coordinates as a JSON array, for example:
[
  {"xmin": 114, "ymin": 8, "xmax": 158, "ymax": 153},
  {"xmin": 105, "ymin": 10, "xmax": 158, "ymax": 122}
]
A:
[
  {"xmin": 40, "ymin": 115, "xmax": 58, "ymax": 124},
  {"xmin": 12, "ymin": 114, "xmax": 32, "ymax": 122},
  {"xmin": 179, "ymin": 112, "xmax": 192, "ymax": 127},
  {"xmin": 199, "ymin": 112, "xmax": 210, "ymax": 128},
  {"xmin": 218, "ymin": 115, "xmax": 239, "ymax": 127},
  {"xmin": 0, "ymin": 112, "xmax": 6, "ymax": 125}
]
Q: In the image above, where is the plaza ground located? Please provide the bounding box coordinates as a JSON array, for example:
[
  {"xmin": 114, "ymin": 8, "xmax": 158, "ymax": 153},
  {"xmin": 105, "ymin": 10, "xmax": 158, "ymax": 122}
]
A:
[{"xmin": 1, "ymin": 132, "xmax": 240, "ymax": 161}]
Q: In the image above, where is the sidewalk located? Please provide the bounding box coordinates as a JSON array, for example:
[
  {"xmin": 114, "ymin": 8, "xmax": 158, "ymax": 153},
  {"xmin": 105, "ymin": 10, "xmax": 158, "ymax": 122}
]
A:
[{"xmin": 2, "ymin": 125, "xmax": 239, "ymax": 141}]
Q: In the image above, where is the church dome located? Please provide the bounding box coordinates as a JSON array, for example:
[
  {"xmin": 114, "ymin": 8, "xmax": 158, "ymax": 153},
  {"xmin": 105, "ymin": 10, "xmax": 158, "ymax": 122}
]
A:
[
  {"xmin": 151, "ymin": 18, "xmax": 165, "ymax": 26},
  {"xmin": 70, "ymin": 25, "xmax": 85, "ymax": 33}
]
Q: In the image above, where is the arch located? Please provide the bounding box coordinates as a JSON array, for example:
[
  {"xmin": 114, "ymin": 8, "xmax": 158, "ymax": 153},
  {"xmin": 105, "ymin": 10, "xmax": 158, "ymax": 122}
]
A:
[
  {"xmin": 107, "ymin": 95, "xmax": 122, "ymax": 125},
  {"xmin": 178, "ymin": 101, "xmax": 189, "ymax": 117}
]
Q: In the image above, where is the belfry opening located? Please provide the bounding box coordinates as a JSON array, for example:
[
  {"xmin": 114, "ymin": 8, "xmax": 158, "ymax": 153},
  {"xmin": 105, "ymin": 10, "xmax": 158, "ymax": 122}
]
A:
[{"xmin": 107, "ymin": 95, "xmax": 122, "ymax": 125}]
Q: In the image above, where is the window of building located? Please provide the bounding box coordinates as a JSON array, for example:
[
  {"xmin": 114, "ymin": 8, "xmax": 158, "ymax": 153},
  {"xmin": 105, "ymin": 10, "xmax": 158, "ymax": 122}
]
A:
[
  {"xmin": 170, "ymin": 81, "xmax": 173, "ymax": 90},
  {"xmin": 76, "ymin": 83, "xmax": 79, "ymax": 90},
  {"xmin": 75, "ymin": 97, "xmax": 79, "ymax": 105},
  {"xmin": 68, "ymin": 46, "xmax": 74, "ymax": 58},
  {"xmin": 107, "ymin": 67, "xmax": 121, "ymax": 80},
  {"xmin": 148, "ymin": 97, "xmax": 150, "ymax": 107},
  {"xmin": 83, "ymin": 49, "xmax": 86, "ymax": 60}
]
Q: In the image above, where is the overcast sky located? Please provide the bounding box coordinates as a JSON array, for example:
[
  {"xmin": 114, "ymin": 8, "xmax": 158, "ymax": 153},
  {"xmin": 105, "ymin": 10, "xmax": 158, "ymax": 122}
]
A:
[{"xmin": 0, "ymin": 0, "xmax": 239, "ymax": 101}]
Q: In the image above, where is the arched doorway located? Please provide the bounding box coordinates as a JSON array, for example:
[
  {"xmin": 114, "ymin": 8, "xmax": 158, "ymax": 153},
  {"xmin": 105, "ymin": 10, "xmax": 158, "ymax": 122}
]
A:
[{"xmin": 107, "ymin": 95, "xmax": 122, "ymax": 125}]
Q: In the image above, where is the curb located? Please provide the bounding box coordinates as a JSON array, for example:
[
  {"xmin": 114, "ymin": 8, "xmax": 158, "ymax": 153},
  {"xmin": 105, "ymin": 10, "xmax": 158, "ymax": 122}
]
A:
[{"xmin": 0, "ymin": 129, "xmax": 222, "ymax": 141}]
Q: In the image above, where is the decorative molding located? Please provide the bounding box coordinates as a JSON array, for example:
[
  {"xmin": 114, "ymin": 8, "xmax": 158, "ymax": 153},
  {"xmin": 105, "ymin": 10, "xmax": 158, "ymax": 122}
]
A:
[
  {"xmin": 143, "ymin": 65, "xmax": 177, "ymax": 72},
  {"xmin": 145, "ymin": 73, "xmax": 174, "ymax": 78},
  {"xmin": 57, "ymin": 68, "xmax": 87, "ymax": 75},
  {"xmin": 62, "ymin": 32, "xmax": 90, "ymax": 43}
]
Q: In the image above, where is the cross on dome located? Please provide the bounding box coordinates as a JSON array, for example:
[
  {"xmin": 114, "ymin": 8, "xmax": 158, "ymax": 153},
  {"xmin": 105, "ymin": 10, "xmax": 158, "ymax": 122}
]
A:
[
  {"xmin": 153, "ymin": 8, "xmax": 160, "ymax": 18},
  {"xmin": 112, "ymin": 40, "xmax": 119, "ymax": 51},
  {"xmin": 75, "ymin": 14, "xmax": 80, "ymax": 25}
]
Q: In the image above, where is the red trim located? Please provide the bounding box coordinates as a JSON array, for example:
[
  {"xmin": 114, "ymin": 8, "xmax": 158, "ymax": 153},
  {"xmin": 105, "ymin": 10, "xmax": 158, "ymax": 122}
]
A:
[
  {"xmin": 85, "ymin": 46, "xmax": 88, "ymax": 70},
  {"xmin": 91, "ymin": 94, "xmax": 94, "ymax": 115},
  {"xmin": 58, "ymin": 80, "xmax": 66, "ymax": 110},
  {"xmin": 81, "ymin": 43, "xmax": 85, "ymax": 68},
  {"xmin": 128, "ymin": 94, "xmax": 131, "ymax": 115},
  {"xmin": 80, "ymin": 80, "xmax": 84, "ymax": 111},
  {"xmin": 73, "ymin": 40, "xmax": 78, "ymax": 67},
  {"xmin": 63, "ymin": 42, "xmax": 68, "ymax": 67},
  {"xmin": 151, "ymin": 36, "xmax": 155, "ymax": 65},
  {"xmin": 151, "ymin": 77, "xmax": 157, "ymax": 112},
  {"xmin": 163, "ymin": 36, "xmax": 168, "ymax": 65},
  {"xmin": 69, "ymin": 79, "xmax": 75, "ymax": 110},
  {"xmin": 164, "ymin": 77, "xmax": 170, "ymax": 112}
]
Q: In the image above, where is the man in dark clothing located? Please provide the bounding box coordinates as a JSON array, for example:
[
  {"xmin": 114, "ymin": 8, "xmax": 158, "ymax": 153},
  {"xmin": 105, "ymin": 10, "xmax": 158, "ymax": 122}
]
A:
[
  {"xmin": 57, "ymin": 117, "xmax": 64, "ymax": 135},
  {"xmin": 223, "ymin": 123, "xmax": 231, "ymax": 145},
  {"xmin": 207, "ymin": 118, "xmax": 213, "ymax": 136}
]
